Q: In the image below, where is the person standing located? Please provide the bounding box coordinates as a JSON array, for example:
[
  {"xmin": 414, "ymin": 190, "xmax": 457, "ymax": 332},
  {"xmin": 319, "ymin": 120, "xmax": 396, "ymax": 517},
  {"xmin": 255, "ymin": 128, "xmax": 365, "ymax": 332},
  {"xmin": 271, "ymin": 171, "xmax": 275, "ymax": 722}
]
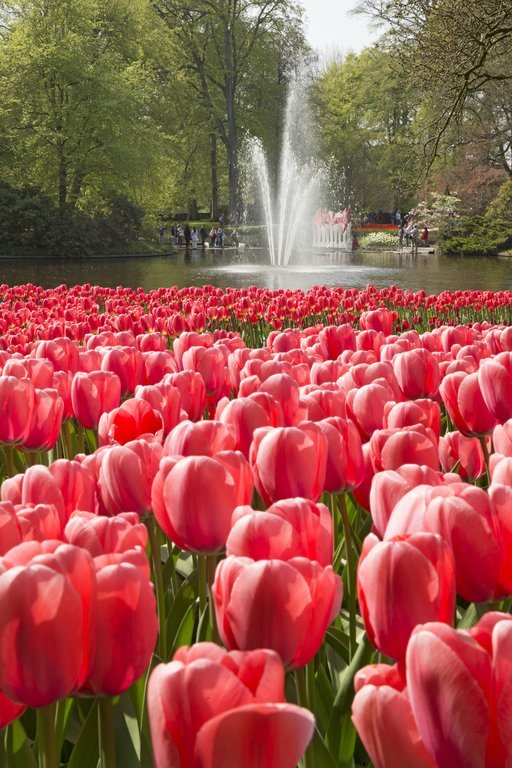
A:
[
  {"xmin": 184, "ymin": 223, "xmax": 191, "ymax": 248},
  {"xmin": 398, "ymin": 224, "xmax": 404, "ymax": 250},
  {"xmin": 158, "ymin": 225, "xmax": 165, "ymax": 245},
  {"xmin": 421, "ymin": 225, "xmax": 429, "ymax": 247},
  {"xmin": 200, "ymin": 225, "xmax": 207, "ymax": 247},
  {"xmin": 191, "ymin": 227, "xmax": 198, "ymax": 249}
]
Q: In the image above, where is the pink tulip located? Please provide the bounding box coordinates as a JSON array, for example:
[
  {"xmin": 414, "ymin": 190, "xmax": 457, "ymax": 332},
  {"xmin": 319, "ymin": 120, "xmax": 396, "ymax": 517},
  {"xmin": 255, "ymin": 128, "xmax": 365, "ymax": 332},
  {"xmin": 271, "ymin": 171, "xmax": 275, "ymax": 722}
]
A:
[
  {"xmin": 250, "ymin": 423, "xmax": 327, "ymax": 504},
  {"xmin": 439, "ymin": 431, "xmax": 485, "ymax": 481},
  {"xmin": 71, "ymin": 370, "xmax": 122, "ymax": 430},
  {"xmin": 226, "ymin": 498, "xmax": 333, "ymax": 565},
  {"xmin": 212, "ymin": 556, "xmax": 342, "ymax": 669},
  {"xmin": 316, "ymin": 416, "xmax": 364, "ymax": 492},
  {"xmin": 163, "ymin": 419, "xmax": 236, "ymax": 457},
  {"xmin": 358, "ymin": 532, "xmax": 455, "ymax": 659},
  {"xmin": 148, "ymin": 643, "xmax": 314, "ymax": 768},
  {"xmin": 370, "ymin": 426, "xmax": 439, "ymax": 472},
  {"xmin": 163, "ymin": 370, "xmax": 207, "ymax": 421},
  {"xmin": 152, "ymin": 452, "xmax": 253, "ymax": 553},
  {"xmin": 65, "ymin": 511, "xmax": 147, "ymax": 556},
  {"xmin": 392, "ymin": 349, "xmax": 440, "ymax": 399},
  {"xmin": 98, "ymin": 439, "xmax": 162, "ymax": 516},
  {"xmin": 0, "ymin": 376, "xmax": 36, "ymax": 444},
  {"xmin": 0, "ymin": 541, "xmax": 95, "ymax": 706}
]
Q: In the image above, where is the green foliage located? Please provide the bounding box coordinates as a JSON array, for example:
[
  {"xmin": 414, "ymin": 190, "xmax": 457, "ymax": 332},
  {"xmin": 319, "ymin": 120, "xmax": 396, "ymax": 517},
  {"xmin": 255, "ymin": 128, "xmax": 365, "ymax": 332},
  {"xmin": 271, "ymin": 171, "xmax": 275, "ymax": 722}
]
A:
[
  {"xmin": 486, "ymin": 179, "xmax": 512, "ymax": 220},
  {"xmin": 441, "ymin": 216, "xmax": 512, "ymax": 257}
]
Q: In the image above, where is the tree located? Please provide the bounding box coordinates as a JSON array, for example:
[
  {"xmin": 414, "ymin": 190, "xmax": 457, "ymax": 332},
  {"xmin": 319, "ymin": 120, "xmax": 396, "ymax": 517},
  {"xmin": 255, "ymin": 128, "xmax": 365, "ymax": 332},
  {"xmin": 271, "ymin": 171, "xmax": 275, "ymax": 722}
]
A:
[
  {"xmin": 356, "ymin": 0, "xmax": 512, "ymax": 171},
  {"xmin": 0, "ymin": 0, "xmax": 170, "ymax": 215},
  {"xmin": 312, "ymin": 47, "xmax": 416, "ymax": 213},
  {"xmin": 153, "ymin": 0, "xmax": 306, "ymax": 221}
]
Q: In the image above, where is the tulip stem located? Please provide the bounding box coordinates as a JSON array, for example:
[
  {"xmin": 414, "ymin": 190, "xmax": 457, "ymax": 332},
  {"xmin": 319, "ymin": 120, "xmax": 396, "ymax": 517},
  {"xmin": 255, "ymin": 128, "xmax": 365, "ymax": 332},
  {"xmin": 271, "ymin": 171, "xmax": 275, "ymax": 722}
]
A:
[
  {"xmin": 338, "ymin": 494, "xmax": 357, "ymax": 659},
  {"xmin": 75, "ymin": 421, "xmax": 85, "ymax": 454},
  {"xmin": 198, "ymin": 555, "xmax": 208, "ymax": 614},
  {"xmin": 5, "ymin": 444, "xmax": 14, "ymax": 477},
  {"xmin": 206, "ymin": 554, "xmax": 220, "ymax": 643},
  {"xmin": 295, "ymin": 667, "xmax": 315, "ymax": 768},
  {"xmin": 147, "ymin": 519, "xmax": 167, "ymax": 661},
  {"xmin": 37, "ymin": 703, "xmax": 58, "ymax": 768},
  {"xmin": 62, "ymin": 421, "xmax": 73, "ymax": 459},
  {"xmin": 98, "ymin": 698, "xmax": 117, "ymax": 768}
]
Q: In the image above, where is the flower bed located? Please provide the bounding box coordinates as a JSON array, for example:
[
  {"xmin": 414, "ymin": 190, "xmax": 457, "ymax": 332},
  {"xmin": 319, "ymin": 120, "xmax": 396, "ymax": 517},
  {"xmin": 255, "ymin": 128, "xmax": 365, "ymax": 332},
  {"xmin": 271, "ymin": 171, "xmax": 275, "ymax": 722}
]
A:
[{"xmin": 0, "ymin": 282, "xmax": 512, "ymax": 767}]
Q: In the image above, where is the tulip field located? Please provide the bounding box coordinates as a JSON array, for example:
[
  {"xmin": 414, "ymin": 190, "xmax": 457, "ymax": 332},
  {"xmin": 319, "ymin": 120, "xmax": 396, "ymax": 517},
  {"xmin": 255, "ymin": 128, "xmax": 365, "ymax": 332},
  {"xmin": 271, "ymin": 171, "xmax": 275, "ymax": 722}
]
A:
[{"xmin": 3, "ymin": 281, "xmax": 512, "ymax": 768}]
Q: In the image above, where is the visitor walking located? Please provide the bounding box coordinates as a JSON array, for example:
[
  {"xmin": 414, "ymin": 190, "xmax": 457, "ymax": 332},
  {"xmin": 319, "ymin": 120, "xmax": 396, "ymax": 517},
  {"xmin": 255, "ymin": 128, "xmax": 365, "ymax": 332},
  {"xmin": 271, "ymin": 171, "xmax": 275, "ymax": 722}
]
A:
[
  {"xmin": 158, "ymin": 225, "xmax": 165, "ymax": 245},
  {"xmin": 404, "ymin": 221, "xmax": 412, "ymax": 248},
  {"xmin": 410, "ymin": 223, "xmax": 419, "ymax": 254},
  {"xmin": 421, "ymin": 225, "xmax": 429, "ymax": 247},
  {"xmin": 200, "ymin": 225, "xmax": 207, "ymax": 247},
  {"xmin": 191, "ymin": 227, "xmax": 198, "ymax": 249},
  {"xmin": 177, "ymin": 225, "xmax": 183, "ymax": 247},
  {"xmin": 210, "ymin": 227, "xmax": 217, "ymax": 246},
  {"xmin": 184, "ymin": 224, "xmax": 191, "ymax": 248},
  {"xmin": 231, "ymin": 228, "xmax": 239, "ymax": 247}
]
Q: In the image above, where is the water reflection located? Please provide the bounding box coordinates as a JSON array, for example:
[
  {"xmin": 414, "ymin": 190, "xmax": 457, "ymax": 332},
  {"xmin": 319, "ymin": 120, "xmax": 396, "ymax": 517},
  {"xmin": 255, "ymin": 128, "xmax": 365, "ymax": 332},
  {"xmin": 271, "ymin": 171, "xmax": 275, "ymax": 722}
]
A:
[{"xmin": 0, "ymin": 248, "xmax": 510, "ymax": 294}]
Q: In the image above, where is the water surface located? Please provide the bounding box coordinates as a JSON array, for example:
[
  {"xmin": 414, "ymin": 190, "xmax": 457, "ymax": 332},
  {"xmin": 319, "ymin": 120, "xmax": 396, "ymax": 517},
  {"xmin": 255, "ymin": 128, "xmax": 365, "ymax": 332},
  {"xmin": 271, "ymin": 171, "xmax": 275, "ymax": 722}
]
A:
[{"xmin": 0, "ymin": 248, "xmax": 510, "ymax": 293}]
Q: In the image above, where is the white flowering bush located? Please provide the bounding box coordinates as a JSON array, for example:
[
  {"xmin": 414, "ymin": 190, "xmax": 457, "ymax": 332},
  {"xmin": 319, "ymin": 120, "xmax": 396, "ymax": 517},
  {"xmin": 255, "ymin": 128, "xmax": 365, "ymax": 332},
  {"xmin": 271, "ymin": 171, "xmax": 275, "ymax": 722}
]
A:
[{"xmin": 359, "ymin": 231, "xmax": 398, "ymax": 248}]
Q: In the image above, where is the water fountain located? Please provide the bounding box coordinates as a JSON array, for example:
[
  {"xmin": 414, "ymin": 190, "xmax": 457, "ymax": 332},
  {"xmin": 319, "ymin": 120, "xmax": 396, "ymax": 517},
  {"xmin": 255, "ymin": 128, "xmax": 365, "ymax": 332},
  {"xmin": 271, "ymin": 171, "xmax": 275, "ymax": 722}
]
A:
[{"xmin": 250, "ymin": 77, "xmax": 351, "ymax": 266}]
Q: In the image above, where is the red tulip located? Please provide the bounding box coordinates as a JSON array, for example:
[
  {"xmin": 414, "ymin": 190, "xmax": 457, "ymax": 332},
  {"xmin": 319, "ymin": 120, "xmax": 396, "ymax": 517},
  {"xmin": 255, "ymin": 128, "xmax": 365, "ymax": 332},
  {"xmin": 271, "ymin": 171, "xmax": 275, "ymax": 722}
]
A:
[
  {"xmin": 358, "ymin": 532, "xmax": 455, "ymax": 659},
  {"xmin": 84, "ymin": 548, "xmax": 157, "ymax": 696},
  {"xmin": 212, "ymin": 556, "xmax": 342, "ymax": 669},
  {"xmin": 148, "ymin": 643, "xmax": 314, "ymax": 768},
  {"xmin": 98, "ymin": 398, "xmax": 164, "ymax": 446},
  {"xmin": 0, "ymin": 376, "xmax": 36, "ymax": 445},
  {"xmin": 0, "ymin": 691, "xmax": 25, "ymax": 728},
  {"xmin": 317, "ymin": 324, "xmax": 356, "ymax": 359},
  {"xmin": 71, "ymin": 371, "xmax": 122, "ymax": 430},
  {"xmin": 250, "ymin": 423, "xmax": 327, "ymax": 504},
  {"xmin": 0, "ymin": 541, "xmax": 95, "ymax": 706},
  {"xmin": 226, "ymin": 497, "xmax": 333, "ymax": 565},
  {"xmin": 360, "ymin": 308, "xmax": 394, "ymax": 336},
  {"xmin": 152, "ymin": 452, "xmax": 253, "ymax": 553},
  {"xmin": 142, "ymin": 350, "xmax": 178, "ymax": 385}
]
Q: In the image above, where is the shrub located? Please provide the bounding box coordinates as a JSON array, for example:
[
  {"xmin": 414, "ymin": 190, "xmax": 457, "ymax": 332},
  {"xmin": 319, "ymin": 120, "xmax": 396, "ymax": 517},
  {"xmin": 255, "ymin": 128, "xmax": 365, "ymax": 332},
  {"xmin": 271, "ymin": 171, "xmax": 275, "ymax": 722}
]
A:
[{"xmin": 441, "ymin": 216, "xmax": 512, "ymax": 257}]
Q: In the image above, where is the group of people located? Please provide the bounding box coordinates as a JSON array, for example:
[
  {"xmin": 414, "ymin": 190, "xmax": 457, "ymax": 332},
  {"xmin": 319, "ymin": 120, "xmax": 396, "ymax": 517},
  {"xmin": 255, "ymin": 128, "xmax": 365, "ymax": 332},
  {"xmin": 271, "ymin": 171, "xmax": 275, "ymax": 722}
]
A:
[
  {"xmin": 158, "ymin": 220, "xmax": 239, "ymax": 249},
  {"xmin": 398, "ymin": 222, "xmax": 429, "ymax": 252}
]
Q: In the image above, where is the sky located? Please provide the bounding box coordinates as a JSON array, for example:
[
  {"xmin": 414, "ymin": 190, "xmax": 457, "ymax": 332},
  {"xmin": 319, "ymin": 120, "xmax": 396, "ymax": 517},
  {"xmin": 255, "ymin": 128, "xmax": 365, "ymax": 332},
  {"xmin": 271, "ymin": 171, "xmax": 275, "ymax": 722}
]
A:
[{"xmin": 300, "ymin": 0, "xmax": 378, "ymax": 56}]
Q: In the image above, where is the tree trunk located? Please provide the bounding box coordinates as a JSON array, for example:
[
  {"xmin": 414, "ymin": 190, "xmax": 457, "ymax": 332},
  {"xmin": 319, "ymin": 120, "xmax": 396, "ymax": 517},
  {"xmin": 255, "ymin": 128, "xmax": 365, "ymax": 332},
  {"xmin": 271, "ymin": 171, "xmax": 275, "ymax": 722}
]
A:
[
  {"xmin": 210, "ymin": 131, "xmax": 219, "ymax": 220},
  {"xmin": 58, "ymin": 146, "xmax": 67, "ymax": 216},
  {"xmin": 224, "ymin": 24, "xmax": 238, "ymax": 223}
]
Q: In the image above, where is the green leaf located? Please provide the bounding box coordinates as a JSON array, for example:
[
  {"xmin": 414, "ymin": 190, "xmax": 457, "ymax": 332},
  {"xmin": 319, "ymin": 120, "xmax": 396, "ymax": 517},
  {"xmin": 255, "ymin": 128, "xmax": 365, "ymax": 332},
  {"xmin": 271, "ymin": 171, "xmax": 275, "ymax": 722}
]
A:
[
  {"xmin": 325, "ymin": 627, "xmax": 350, "ymax": 665},
  {"xmin": 55, "ymin": 698, "xmax": 75, "ymax": 756},
  {"xmin": 458, "ymin": 602, "xmax": 478, "ymax": 629},
  {"xmin": 174, "ymin": 603, "xmax": 196, "ymax": 648},
  {"xmin": 67, "ymin": 700, "xmax": 99, "ymax": 768},
  {"xmin": 113, "ymin": 694, "xmax": 140, "ymax": 767},
  {"xmin": 166, "ymin": 569, "xmax": 198, "ymax": 654},
  {"xmin": 312, "ymin": 728, "xmax": 342, "ymax": 768},
  {"xmin": 313, "ymin": 665, "xmax": 335, "ymax": 734},
  {"xmin": 4, "ymin": 719, "xmax": 36, "ymax": 768},
  {"xmin": 327, "ymin": 633, "xmax": 375, "ymax": 765}
]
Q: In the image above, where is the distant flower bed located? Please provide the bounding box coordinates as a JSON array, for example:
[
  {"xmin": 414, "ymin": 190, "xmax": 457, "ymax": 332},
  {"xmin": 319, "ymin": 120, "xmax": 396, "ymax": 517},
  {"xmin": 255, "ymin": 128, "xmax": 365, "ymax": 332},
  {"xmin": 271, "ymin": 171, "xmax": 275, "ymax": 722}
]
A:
[
  {"xmin": 359, "ymin": 231, "xmax": 398, "ymax": 248},
  {"xmin": 358, "ymin": 223, "xmax": 398, "ymax": 230}
]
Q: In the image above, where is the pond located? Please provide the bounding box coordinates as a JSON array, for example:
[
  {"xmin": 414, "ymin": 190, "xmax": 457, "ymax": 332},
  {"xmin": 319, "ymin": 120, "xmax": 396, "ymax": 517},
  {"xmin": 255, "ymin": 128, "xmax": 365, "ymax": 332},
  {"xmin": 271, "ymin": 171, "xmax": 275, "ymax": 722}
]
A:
[{"xmin": 0, "ymin": 247, "xmax": 510, "ymax": 293}]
